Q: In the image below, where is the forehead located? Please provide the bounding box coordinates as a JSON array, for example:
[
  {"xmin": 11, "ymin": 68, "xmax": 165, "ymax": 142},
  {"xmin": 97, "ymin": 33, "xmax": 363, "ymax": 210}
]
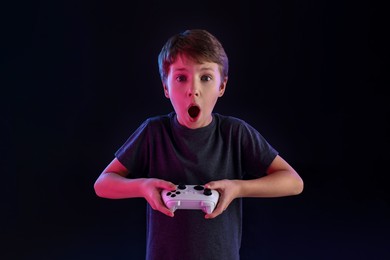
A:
[{"xmin": 169, "ymin": 54, "xmax": 219, "ymax": 73}]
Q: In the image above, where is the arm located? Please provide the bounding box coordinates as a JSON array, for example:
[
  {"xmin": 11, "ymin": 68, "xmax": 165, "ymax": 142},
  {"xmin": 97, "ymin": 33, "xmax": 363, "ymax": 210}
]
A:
[
  {"xmin": 94, "ymin": 158, "xmax": 176, "ymax": 217},
  {"xmin": 204, "ymin": 155, "xmax": 303, "ymax": 219}
]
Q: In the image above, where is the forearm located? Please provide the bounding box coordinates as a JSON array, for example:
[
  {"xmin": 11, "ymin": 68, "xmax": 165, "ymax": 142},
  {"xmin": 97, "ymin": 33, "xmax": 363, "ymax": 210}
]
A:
[
  {"xmin": 235, "ymin": 171, "xmax": 304, "ymax": 198},
  {"xmin": 94, "ymin": 172, "xmax": 146, "ymax": 199}
]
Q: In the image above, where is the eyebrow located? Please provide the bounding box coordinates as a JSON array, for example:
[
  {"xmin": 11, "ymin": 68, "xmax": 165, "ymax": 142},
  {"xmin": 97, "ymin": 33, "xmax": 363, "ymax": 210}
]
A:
[
  {"xmin": 171, "ymin": 67, "xmax": 216, "ymax": 73},
  {"xmin": 171, "ymin": 68, "xmax": 188, "ymax": 72},
  {"xmin": 199, "ymin": 67, "xmax": 216, "ymax": 72}
]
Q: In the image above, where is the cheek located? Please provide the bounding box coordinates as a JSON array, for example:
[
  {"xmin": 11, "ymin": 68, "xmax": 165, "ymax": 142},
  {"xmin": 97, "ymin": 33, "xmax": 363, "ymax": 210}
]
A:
[
  {"xmin": 167, "ymin": 86, "xmax": 180, "ymax": 98},
  {"xmin": 170, "ymin": 84, "xmax": 188, "ymax": 97}
]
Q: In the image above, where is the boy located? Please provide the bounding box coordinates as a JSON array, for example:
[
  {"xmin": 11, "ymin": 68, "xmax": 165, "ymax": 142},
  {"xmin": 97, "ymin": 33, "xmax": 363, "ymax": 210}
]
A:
[{"xmin": 94, "ymin": 29, "xmax": 303, "ymax": 260}]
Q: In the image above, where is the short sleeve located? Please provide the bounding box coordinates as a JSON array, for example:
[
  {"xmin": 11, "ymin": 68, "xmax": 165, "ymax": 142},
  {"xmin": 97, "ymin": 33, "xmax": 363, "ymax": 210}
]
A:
[{"xmin": 115, "ymin": 119, "xmax": 151, "ymax": 178}]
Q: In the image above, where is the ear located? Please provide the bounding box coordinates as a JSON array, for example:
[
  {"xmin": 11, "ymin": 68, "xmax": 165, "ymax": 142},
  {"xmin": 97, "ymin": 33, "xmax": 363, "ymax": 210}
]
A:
[
  {"xmin": 163, "ymin": 83, "xmax": 170, "ymax": 98},
  {"xmin": 218, "ymin": 77, "xmax": 228, "ymax": 97}
]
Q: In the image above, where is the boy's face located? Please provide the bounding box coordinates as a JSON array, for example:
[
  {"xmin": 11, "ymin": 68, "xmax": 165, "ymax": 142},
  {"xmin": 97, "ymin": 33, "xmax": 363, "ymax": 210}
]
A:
[{"xmin": 164, "ymin": 54, "xmax": 227, "ymax": 129}]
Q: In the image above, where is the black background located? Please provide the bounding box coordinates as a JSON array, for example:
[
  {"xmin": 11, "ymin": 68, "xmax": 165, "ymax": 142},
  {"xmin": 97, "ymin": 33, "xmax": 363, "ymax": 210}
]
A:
[{"xmin": 2, "ymin": 0, "xmax": 389, "ymax": 259}]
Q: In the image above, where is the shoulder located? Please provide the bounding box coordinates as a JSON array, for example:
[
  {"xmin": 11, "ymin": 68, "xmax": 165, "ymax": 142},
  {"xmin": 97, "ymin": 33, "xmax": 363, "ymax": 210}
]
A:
[
  {"xmin": 214, "ymin": 113, "xmax": 252, "ymax": 130},
  {"xmin": 145, "ymin": 113, "xmax": 172, "ymax": 125},
  {"xmin": 214, "ymin": 113, "xmax": 266, "ymax": 142},
  {"xmin": 134, "ymin": 113, "xmax": 173, "ymax": 135}
]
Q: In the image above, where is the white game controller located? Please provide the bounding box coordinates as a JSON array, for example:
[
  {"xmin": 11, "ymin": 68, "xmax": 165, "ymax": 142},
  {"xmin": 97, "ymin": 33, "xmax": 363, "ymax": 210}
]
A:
[{"xmin": 161, "ymin": 184, "xmax": 220, "ymax": 214}]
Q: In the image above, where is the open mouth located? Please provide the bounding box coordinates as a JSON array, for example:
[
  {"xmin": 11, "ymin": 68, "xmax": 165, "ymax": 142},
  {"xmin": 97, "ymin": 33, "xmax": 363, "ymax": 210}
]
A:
[{"xmin": 188, "ymin": 105, "xmax": 200, "ymax": 118}]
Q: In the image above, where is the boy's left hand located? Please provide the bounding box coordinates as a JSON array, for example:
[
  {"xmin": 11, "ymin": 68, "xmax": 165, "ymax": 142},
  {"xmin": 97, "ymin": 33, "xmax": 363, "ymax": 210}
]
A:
[{"xmin": 203, "ymin": 179, "xmax": 240, "ymax": 219}]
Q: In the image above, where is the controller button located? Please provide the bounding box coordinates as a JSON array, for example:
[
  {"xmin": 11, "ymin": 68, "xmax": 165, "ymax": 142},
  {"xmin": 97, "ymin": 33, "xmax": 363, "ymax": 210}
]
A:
[
  {"xmin": 176, "ymin": 191, "xmax": 181, "ymax": 195},
  {"xmin": 203, "ymin": 189, "xmax": 212, "ymax": 196},
  {"xmin": 167, "ymin": 192, "xmax": 172, "ymax": 196},
  {"xmin": 178, "ymin": 183, "xmax": 186, "ymax": 190},
  {"xmin": 194, "ymin": 185, "xmax": 204, "ymax": 191},
  {"xmin": 170, "ymin": 194, "xmax": 176, "ymax": 197}
]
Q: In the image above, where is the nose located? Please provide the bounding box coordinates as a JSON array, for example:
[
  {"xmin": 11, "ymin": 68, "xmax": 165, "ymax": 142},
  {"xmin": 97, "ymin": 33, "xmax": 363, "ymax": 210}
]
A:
[{"xmin": 188, "ymin": 80, "xmax": 200, "ymax": 97}]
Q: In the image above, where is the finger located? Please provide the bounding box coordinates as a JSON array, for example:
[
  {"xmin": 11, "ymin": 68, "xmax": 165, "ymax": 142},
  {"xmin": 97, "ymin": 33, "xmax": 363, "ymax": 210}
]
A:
[
  {"xmin": 204, "ymin": 181, "xmax": 219, "ymax": 190},
  {"xmin": 155, "ymin": 189, "xmax": 175, "ymax": 217},
  {"xmin": 147, "ymin": 196, "xmax": 174, "ymax": 217},
  {"xmin": 205, "ymin": 202, "xmax": 226, "ymax": 219},
  {"xmin": 147, "ymin": 193, "xmax": 166, "ymax": 210},
  {"xmin": 160, "ymin": 207, "xmax": 174, "ymax": 217},
  {"xmin": 155, "ymin": 202, "xmax": 175, "ymax": 217},
  {"xmin": 205, "ymin": 207, "xmax": 223, "ymax": 219},
  {"xmin": 158, "ymin": 180, "xmax": 176, "ymax": 191}
]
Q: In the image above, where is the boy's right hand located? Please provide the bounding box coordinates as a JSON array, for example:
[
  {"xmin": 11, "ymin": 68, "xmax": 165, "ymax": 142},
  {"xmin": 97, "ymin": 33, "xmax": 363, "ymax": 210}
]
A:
[{"xmin": 140, "ymin": 178, "xmax": 176, "ymax": 217}]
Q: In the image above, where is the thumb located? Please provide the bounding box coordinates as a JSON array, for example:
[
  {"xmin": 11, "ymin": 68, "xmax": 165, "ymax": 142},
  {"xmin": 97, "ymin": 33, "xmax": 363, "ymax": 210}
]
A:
[
  {"xmin": 160, "ymin": 181, "xmax": 176, "ymax": 190},
  {"xmin": 205, "ymin": 181, "xmax": 218, "ymax": 190}
]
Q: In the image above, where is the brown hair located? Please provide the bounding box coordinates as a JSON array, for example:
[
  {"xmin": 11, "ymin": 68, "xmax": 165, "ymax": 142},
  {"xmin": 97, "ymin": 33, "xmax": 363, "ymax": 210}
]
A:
[{"xmin": 158, "ymin": 29, "xmax": 229, "ymax": 84}]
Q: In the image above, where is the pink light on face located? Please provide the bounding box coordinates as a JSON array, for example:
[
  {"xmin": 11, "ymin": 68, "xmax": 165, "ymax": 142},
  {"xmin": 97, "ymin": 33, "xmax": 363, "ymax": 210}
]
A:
[{"xmin": 164, "ymin": 55, "xmax": 227, "ymax": 129}]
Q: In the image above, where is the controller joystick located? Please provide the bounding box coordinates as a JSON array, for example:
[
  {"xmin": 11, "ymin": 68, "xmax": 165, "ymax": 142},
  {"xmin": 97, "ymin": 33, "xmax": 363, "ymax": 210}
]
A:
[
  {"xmin": 203, "ymin": 188, "xmax": 212, "ymax": 196},
  {"xmin": 177, "ymin": 183, "xmax": 186, "ymax": 190},
  {"xmin": 161, "ymin": 184, "xmax": 220, "ymax": 214}
]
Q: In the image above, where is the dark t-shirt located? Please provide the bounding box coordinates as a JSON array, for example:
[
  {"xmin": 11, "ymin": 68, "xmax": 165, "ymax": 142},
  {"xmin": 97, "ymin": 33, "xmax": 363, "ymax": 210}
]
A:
[{"xmin": 115, "ymin": 112, "xmax": 278, "ymax": 260}]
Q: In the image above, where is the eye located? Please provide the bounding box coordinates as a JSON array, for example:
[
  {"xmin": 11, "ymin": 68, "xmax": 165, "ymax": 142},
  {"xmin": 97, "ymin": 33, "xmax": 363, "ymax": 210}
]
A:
[
  {"xmin": 176, "ymin": 75, "xmax": 187, "ymax": 82},
  {"xmin": 201, "ymin": 75, "xmax": 212, "ymax": 82}
]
